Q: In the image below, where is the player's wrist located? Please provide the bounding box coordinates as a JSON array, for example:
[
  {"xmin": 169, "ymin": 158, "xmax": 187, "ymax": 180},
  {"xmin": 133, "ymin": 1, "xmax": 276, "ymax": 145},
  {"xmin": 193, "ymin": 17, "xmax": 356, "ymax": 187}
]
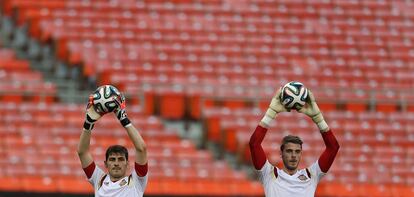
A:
[
  {"xmin": 260, "ymin": 116, "xmax": 273, "ymax": 127},
  {"xmin": 311, "ymin": 112, "xmax": 323, "ymax": 123},
  {"xmin": 120, "ymin": 117, "xmax": 132, "ymax": 128},
  {"xmin": 83, "ymin": 114, "xmax": 96, "ymax": 131},
  {"xmin": 82, "ymin": 128, "xmax": 92, "ymax": 133},
  {"xmin": 83, "ymin": 122, "xmax": 94, "ymax": 131},
  {"xmin": 266, "ymin": 107, "xmax": 278, "ymax": 118},
  {"xmin": 115, "ymin": 108, "xmax": 131, "ymax": 127},
  {"xmin": 316, "ymin": 119, "xmax": 329, "ymax": 132},
  {"xmin": 310, "ymin": 112, "xmax": 329, "ymax": 132},
  {"xmin": 261, "ymin": 108, "xmax": 278, "ymax": 126}
]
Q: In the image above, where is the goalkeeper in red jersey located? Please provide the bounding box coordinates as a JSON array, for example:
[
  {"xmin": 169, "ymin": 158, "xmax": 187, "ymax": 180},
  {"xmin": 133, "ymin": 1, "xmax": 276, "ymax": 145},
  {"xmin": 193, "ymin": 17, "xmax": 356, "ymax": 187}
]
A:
[{"xmin": 249, "ymin": 88, "xmax": 340, "ymax": 197}]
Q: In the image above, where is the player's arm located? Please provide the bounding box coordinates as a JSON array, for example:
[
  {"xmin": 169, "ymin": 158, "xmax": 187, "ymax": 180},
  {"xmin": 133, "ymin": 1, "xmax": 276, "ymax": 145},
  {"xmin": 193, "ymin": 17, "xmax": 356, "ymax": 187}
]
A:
[
  {"xmin": 77, "ymin": 97, "xmax": 102, "ymax": 177},
  {"xmin": 249, "ymin": 88, "xmax": 287, "ymax": 170},
  {"xmin": 299, "ymin": 90, "xmax": 340, "ymax": 173},
  {"xmin": 114, "ymin": 97, "xmax": 148, "ymax": 177},
  {"xmin": 77, "ymin": 127, "xmax": 93, "ymax": 168},
  {"xmin": 125, "ymin": 124, "xmax": 147, "ymax": 165}
]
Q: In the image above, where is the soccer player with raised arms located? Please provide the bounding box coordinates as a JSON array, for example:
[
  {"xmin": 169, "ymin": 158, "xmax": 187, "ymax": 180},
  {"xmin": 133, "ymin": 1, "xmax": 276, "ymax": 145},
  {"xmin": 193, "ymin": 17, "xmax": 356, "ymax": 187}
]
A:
[
  {"xmin": 77, "ymin": 85, "xmax": 148, "ymax": 197},
  {"xmin": 250, "ymin": 83, "xmax": 340, "ymax": 197}
]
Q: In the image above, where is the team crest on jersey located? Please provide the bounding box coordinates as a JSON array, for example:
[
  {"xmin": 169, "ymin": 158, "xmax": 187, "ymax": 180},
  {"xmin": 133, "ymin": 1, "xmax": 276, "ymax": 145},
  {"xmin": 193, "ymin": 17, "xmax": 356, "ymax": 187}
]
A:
[
  {"xmin": 119, "ymin": 179, "xmax": 127, "ymax": 186},
  {"xmin": 298, "ymin": 174, "xmax": 308, "ymax": 181},
  {"xmin": 104, "ymin": 182, "xmax": 109, "ymax": 186}
]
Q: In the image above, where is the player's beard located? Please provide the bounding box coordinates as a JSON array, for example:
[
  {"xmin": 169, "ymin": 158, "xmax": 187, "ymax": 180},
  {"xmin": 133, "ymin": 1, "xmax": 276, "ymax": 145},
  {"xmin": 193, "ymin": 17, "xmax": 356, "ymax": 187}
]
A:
[
  {"xmin": 110, "ymin": 167, "xmax": 125, "ymax": 179},
  {"xmin": 283, "ymin": 160, "xmax": 298, "ymax": 171}
]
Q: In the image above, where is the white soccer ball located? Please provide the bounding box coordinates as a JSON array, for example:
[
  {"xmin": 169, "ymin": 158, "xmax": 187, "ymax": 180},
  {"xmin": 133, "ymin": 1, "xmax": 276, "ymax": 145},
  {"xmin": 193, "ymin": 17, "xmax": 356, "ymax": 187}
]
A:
[
  {"xmin": 92, "ymin": 85, "xmax": 124, "ymax": 114},
  {"xmin": 280, "ymin": 81, "xmax": 308, "ymax": 110}
]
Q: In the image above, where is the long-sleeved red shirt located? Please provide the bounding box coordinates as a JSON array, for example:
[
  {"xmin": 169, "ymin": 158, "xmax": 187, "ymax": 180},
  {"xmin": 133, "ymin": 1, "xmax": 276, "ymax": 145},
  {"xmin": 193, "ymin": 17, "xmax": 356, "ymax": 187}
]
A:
[{"xmin": 249, "ymin": 125, "xmax": 340, "ymax": 173}]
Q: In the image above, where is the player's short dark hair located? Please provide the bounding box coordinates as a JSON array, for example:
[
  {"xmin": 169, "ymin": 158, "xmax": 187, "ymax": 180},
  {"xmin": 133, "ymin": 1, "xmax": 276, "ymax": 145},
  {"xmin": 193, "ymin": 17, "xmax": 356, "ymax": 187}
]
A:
[
  {"xmin": 280, "ymin": 135, "xmax": 303, "ymax": 151},
  {"xmin": 105, "ymin": 145, "xmax": 128, "ymax": 161}
]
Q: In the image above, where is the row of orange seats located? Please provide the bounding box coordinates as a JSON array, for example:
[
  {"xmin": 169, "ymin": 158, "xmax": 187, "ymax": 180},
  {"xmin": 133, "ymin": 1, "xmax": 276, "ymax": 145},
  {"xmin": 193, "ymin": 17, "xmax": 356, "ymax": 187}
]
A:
[
  {"xmin": 7, "ymin": 0, "xmax": 414, "ymax": 75},
  {"xmin": 10, "ymin": 0, "xmax": 411, "ymax": 24},
  {"xmin": 0, "ymin": 176, "xmax": 263, "ymax": 196},
  {"xmin": 112, "ymin": 83, "xmax": 414, "ymax": 121}
]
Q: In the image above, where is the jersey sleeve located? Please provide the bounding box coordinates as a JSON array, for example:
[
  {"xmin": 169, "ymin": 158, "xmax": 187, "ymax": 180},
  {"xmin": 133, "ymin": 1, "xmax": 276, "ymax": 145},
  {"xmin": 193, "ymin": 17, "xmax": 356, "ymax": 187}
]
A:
[
  {"xmin": 308, "ymin": 161, "xmax": 326, "ymax": 182},
  {"xmin": 132, "ymin": 165, "xmax": 148, "ymax": 192},
  {"xmin": 249, "ymin": 125, "xmax": 268, "ymax": 170},
  {"xmin": 257, "ymin": 160, "xmax": 277, "ymax": 186},
  {"xmin": 88, "ymin": 165, "xmax": 105, "ymax": 188},
  {"xmin": 318, "ymin": 130, "xmax": 340, "ymax": 173},
  {"xmin": 83, "ymin": 162, "xmax": 96, "ymax": 179}
]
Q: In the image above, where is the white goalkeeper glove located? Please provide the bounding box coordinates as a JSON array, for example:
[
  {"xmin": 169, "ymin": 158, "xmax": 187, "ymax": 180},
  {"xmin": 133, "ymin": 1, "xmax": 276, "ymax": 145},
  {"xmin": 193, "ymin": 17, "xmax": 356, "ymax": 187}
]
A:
[
  {"xmin": 261, "ymin": 88, "xmax": 288, "ymax": 126},
  {"xmin": 83, "ymin": 95, "xmax": 102, "ymax": 131},
  {"xmin": 113, "ymin": 93, "xmax": 132, "ymax": 128},
  {"xmin": 298, "ymin": 90, "xmax": 329, "ymax": 132}
]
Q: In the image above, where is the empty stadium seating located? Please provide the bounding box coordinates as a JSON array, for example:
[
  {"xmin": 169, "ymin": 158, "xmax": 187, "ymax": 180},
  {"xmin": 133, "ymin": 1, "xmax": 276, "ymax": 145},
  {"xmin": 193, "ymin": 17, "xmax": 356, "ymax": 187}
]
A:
[
  {"xmin": 1, "ymin": 0, "xmax": 414, "ymax": 196},
  {"xmin": 4, "ymin": 0, "xmax": 414, "ymax": 120}
]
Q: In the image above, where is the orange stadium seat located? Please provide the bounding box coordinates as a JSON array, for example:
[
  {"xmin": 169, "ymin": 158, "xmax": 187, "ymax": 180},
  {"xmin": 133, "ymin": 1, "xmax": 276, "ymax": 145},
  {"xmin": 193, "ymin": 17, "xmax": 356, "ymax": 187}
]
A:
[
  {"xmin": 0, "ymin": 177, "xmax": 23, "ymax": 191},
  {"xmin": 158, "ymin": 88, "xmax": 185, "ymax": 119},
  {"xmin": 22, "ymin": 176, "xmax": 58, "ymax": 193},
  {"xmin": 57, "ymin": 177, "xmax": 93, "ymax": 194},
  {"xmin": 340, "ymin": 90, "xmax": 369, "ymax": 112},
  {"xmin": 1, "ymin": 94, "xmax": 23, "ymax": 103},
  {"xmin": 375, "ymin": 90, "xmax": 399, "ymax": 112}
]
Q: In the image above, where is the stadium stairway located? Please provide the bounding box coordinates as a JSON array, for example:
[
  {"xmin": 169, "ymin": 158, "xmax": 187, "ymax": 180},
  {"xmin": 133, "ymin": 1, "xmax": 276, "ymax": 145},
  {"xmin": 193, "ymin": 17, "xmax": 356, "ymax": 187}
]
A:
[
  {"xmin": 0, "ymin": 47, "xmax": 56, "ymax": 103},
  {"xmin": 0, "ymin": 10, "xmax": 93, "ymax": 103}
]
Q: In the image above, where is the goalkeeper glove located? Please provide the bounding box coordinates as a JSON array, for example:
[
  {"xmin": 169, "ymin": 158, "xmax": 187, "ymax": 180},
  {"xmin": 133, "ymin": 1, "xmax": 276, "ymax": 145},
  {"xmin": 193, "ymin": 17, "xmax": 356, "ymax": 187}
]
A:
[
  {"xmin": 298, "ymin": 90, "xmax": 329, "ymax": 131},
  {"xmin": 261, "ymin": 88, "xmax": 288, "ymax": 126},
  {"xmin": 113, "ymin": 93, "xmax": 131, "ymax": 128},
  {"xmin": 83, "ymin": 95, "xmax": 102, "ymax": 131}
]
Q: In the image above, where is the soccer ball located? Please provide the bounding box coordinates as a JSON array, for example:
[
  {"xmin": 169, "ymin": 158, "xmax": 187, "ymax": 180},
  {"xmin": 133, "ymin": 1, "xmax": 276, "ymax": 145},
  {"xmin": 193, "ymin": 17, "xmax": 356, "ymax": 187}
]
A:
[
  {"xmin": 280, "ymin": 81, "xmax": 308, "ymax": 110},
  {"xmin": 91, "ymin": 85, "xmax": 124, "ymax": 114}
]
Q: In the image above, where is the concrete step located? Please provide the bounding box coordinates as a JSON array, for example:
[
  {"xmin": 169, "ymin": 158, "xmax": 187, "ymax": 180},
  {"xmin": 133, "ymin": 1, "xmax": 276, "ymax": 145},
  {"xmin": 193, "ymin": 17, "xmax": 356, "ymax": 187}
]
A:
[{"xmin": 58, "ymin": 90, "xmax": 90, "ymax": 103}]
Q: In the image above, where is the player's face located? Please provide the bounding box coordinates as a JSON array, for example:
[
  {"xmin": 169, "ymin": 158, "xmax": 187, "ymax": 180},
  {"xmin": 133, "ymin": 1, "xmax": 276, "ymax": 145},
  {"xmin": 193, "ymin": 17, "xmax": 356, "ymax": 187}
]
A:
[
  {"xmin": 281, "ymin": 143, "xmax": 302, "ymax": 171},
  {"xmin": 105, "ymin": 153, "xmax": 128, "ymax": 179}
]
